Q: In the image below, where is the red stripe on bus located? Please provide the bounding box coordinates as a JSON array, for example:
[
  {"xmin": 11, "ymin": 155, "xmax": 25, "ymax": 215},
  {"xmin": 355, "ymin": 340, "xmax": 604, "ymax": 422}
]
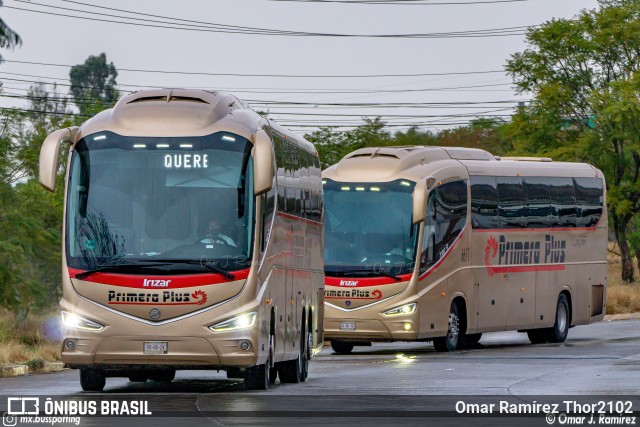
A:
[
  {"xmin": 473, "ymin": 227, "xmax": 597, "ymax": 233},
  {"xmin": 490, "ymin": 265, "xmax": 565, "ymax": 273},
  {"xmin": 324, "ymin": 273, "xmax": 412, "ymax": 287},
  {"xmin": 107, "ymin": 301, "xmax": 207, "ymax": 306},
  {"xmin": 68, "ymin": 268, "xmax": 250, "ymax": 288},
  {"xmin": 277, "ymin": 211, "xmax": 322, "ymax": 226}
]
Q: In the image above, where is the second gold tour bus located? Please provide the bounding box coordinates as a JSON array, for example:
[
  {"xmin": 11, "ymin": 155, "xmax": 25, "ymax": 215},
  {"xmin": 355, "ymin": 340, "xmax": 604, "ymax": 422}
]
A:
[
  {"xmin": 322, "ymin": 146, "xmax": 606, "ymax": 353},
  {"xmin": 39, "ymin": 89, "xmax": 324, "ymax": 391}
]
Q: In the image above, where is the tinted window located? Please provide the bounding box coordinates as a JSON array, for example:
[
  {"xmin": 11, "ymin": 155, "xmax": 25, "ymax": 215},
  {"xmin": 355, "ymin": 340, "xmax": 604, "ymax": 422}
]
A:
[
  {"xmin": 575, "ymin": 177, "xmax": 604, "ymax": 227},
  {"xmin": 497, "ymin": 176, "xmax": 525, "ymax": 228},
  {"xmin": 524, "ymin": 177, "xmax": 551, "ymax": 228},
  {"xmin": 470, "ymin": 176, "xmax": 498, "ymax": 229},
  {"xmin": 420, "ymin": 180, "xmax": 468, "ymax": 273},
  {"xmin": 549, "ymin": 177, "xmax": 576, "ymax": 227}
]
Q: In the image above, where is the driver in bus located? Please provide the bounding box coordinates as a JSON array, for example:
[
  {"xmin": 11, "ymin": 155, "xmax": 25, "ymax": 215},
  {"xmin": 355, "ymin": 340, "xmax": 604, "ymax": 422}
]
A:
[{"xmin": 201, "ymin": 218, "xmax": 237, "ymax": 247}]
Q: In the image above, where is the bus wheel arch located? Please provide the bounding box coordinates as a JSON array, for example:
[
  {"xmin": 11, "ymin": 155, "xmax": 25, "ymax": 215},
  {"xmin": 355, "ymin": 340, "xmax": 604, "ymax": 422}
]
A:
[
  {"xmin": 268, "ymin": 307, "xmax": 277, "ymax": 384},
  {"xmin": 545, "ymin": 292, "xmax": 571, "ymax": 343},
  {"xmin": 433, "ymin": 297, "xmax": 467, "ymax": 352}
]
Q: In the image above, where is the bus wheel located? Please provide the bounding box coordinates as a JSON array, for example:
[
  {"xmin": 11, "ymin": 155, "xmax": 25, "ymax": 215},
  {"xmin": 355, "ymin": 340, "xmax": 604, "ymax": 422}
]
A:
[
  {"xmin": 80, "ymin": 368, "xmax": 106, "ymax": 392},
  {"xmin": 278, "ymin": 342, "xmax": 302, "ymax": 384},
  {"xmin": 527, "ymin": 330, "xmax": 547, "ymax": 344},
  {"xmin": 544, "ymin": 294, "xmax": 570, "ymax": 343},
  {"xmin": 330, "ymin": 341, "xmax": 354, "ymax": 354},
  {"xmin": 300, "ymin": 326, "xmax": 310, "ymax": 382},
  {"xmin": 268, "ymin": 335, "xmax": 277, "ymax": 385},
  {"xmin": 128, "ymin": 371, "xmax": 148, "ymax": 382},
  {"xmin": 465, "ymin": 333, "xmax": 482, "ymax": 347},
  {"xmin": 150, "ymin": 369, "xmax": 175, "ymax": 383},
  {"xmin": 244, "ymin": 360, "xmax": 270, "ymax": 390},
  {"xmin": 433, "ymin": 303, "xmax": 461, "ymax": 352}
]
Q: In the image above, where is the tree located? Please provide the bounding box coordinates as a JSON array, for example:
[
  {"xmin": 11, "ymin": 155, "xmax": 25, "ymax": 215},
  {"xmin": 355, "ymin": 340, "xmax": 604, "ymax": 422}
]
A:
[
  {"xmin": 0, "ymin": 1, "xmax": 21, "ymax": 62},
  {"xmin": 506, "ymin": 0, "xmax": 640, "ymax": 282},
  {"xmin": 69, "ymin": 53, "xmax": 119, "ymax": 116}
]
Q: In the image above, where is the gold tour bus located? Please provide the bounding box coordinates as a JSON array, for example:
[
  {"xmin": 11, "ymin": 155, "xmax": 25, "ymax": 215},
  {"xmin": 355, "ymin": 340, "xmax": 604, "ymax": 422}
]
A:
[
  {"xmin": 38, "ymin": 89, "xmax": 324, "ymax": 391},
  {"xmin": 322, "ymin": 146, "xmax": 606, "ymax": 354}
]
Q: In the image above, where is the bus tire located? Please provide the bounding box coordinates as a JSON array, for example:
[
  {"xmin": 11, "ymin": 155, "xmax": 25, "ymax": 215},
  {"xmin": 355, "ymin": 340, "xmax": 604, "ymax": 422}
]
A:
[
  {"xmin": 244, "ymin": 361, "xmax": 270, "ymax": 390},
  {"xmin": 80, "ymin": 368, "xmax": 106, "ymax": 392},
  {"xmin": 330, "ymin": 341, "xmax": 354, "ymax": 354},
  {"xmin": 544, "ymin": 294, "xmax": 570, "ymax": 343},
  {"xmin": 527, "ymin": 330, "xmax": 547, "ymax": 344},
  {"xmin": 301, "ymin": 323, "xmax": 310, "ymax": 382},
  {"xmin": 278, "ymin": 343, "xmax": 303, "ymax": 383},
  {"xmin": 465, "ymin": 333, "xmax": 482, "ymax": 347},
  {"xmin": 433, "ymin": 303, "xmax": 462, "ymax": 352},
  {"xmin": 150, "ymin": 369, "xmax": 175, "ymax": 383},
  {"xmin": 128, "ymin": 371, "xmax": 148, "ymax": 382}
]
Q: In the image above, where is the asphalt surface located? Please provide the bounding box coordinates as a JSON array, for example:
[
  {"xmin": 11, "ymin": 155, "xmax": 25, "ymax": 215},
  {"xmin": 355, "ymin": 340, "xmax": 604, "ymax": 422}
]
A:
[{"xmin": 1, "ymin": 319, "xmax": 640, "ymax": 426}]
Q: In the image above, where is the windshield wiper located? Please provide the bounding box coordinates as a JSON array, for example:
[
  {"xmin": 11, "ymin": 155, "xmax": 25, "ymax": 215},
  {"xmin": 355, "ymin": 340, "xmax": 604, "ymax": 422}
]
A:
[
  {"xmin": 325, "ymin": 268, "xmax": 402, "ymax": 282},
  {"xmin": 74, "ymin": 262, "xmax": 172, "ymax": 280},
  {"xmin": 148, "ymin": 259, "xmax": 236, "ymax": 280}
]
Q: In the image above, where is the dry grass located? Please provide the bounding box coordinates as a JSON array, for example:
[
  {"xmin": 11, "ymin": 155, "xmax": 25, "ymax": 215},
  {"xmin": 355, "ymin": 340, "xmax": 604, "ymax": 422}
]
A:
[
  {"xmin": 606, "ymin": 242, "xmax": 640, "ymax": 315},
  {"xmin": 0, "ymin": 310, "xmax": 61, "ymax": 367}
]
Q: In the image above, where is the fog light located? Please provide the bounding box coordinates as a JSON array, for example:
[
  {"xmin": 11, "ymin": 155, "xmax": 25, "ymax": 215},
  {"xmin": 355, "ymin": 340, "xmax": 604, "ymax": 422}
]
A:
[
  {"xmin": 64, "ymin": 340, "xmax": 76, "ymax": 350},
  {"xmin": 240, "ymin": 341, "xmax": 250, "ymax": 351},
  {"xmin": 403, "ymin": 323, "xmax": 412, "ymax": 331}
]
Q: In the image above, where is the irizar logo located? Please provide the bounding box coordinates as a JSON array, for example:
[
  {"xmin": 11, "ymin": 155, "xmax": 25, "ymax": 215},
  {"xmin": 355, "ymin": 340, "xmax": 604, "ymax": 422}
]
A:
[
  {"xmin": 143, "ymin": 279, "xmax": 171, "ymax": 288},
  {"xmin": 340, "ymin": 280, "xmax": 358, "ymax": 287}
]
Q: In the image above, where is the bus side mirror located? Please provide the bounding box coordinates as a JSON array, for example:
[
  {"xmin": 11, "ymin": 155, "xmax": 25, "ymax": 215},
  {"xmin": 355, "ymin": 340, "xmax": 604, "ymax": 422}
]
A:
[
  {"xmin": 412, "ymin": 180, "xmax": 427, "ymax": 224},
  {"xmin": 39, "ymin": 127, "xmax": 78, "ymax": 192},
  {"xmin": 253, "ymin": 129, "xmax": 274, "ymax": 196}
]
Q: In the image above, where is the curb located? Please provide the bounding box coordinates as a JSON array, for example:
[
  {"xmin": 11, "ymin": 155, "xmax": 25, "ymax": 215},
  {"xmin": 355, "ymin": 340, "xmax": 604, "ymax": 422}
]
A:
[
  {"xmin": 0, "ymin": 362, "xmax": 65, "ymax": 378},
  {"xmin": 603, "ymin": 312, "xmax": 640, "ymax": 321}
]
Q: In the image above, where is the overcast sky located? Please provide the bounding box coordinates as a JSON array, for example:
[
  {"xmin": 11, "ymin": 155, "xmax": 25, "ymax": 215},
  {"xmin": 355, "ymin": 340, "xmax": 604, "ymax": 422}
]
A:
[{"xmin": 0, "ymin": 0, "xmax": 599, "ymax": 134}]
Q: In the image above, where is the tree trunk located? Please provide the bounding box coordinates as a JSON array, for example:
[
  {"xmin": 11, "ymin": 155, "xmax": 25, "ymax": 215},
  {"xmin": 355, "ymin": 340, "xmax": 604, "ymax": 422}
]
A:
[{"xmin": 613, "ymin": 212, "xmax": 635, "ymax": 283}]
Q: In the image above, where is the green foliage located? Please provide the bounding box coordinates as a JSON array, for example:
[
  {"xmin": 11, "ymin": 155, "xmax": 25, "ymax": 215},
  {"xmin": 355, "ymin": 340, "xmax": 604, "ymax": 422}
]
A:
[
  {"xmin": 69, "ymin": 52, "xmax": 119, "ymax": 116},
  {"xmin": 505, "ymin": 0, "xmax": 640, "ymax": 281},
  {"xmin": 0, "ymin": 1, "xmax": 20, "ymax": 61},
  {"xmin": 0, "ymin": 53, "xmax": 120, "ymax": 318}
]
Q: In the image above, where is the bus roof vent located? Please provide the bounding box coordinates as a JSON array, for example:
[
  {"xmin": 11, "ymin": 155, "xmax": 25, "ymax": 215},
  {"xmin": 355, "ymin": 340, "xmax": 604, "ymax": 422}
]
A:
[
  {"xmin": 345, "ymin": 151, "xmax": 399, "ymax": 160},
  {"xmin": 501, "ymin": 156, "xmax": 553, "ymax": 162},
  {"xmin": 127, "ymin": 94, "xmax": 209, "ymax": 104}
]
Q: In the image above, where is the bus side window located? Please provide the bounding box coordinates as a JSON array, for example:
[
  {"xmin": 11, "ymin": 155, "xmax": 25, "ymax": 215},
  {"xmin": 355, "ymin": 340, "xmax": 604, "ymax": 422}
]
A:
[
  {"xmin": 497, "ymin": 176, "xmax": 526, "ymax": 228},
  {"xmin": 523, "ymin": 177, "xmax": 551, "ymax": 228},
  {"xmin": 470, "ymin": 176, "xmax": 498, "ymax": 229},
  {"xmin": 549, "ymin": 177, "xmax": 576, "ymax": 227},
  {"xmin": 575, "ymin": 177, "xmax": 603, "ymax": 227},
  {"xmin": 262, "ymin": 186, "xmax": 276, "ymax": 252},
  {"xmin": 420, "ymin": 180, "xmax": 467, "ymax": 274},
  {"xmin": 420, "ymin": 193, "xmax": 437, "ymax": 273}
]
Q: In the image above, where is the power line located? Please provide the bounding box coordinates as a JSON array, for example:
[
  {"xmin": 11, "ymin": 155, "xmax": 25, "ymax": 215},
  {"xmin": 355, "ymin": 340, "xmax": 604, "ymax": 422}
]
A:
[
  {"xmin": 266, "ymin": 0, "xmax": 532, "ymax": 5},
  {"xmin": 0, "ymin": 70, "xmax": 513, "ymax": 94},
  {"xmin": 7, "ymin": 0, "xmax": 534, "ymax": 38},
  {"xmin": 1, "ymin": 59, "xmax": 506, "ymax": 79}
]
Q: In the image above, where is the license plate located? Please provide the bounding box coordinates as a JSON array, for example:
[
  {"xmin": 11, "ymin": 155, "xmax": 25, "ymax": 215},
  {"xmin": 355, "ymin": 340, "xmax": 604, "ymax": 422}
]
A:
[
  {"xmin": 143, "ymin": 341, "xmax": 168, "ymax": 355},
  {"xmin": 339, "ymin": 322, "xmax": 356, "ymax": 331}
]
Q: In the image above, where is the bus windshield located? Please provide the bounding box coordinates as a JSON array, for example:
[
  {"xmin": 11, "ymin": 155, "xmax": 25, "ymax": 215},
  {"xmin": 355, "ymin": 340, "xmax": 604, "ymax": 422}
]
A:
[
  {"xmin": 323, "ymin": 179, "xmax": 419, "ymax": 277},
  {"xmin": 66, "ymin": 131, "xmax": 254, "ymax": 273}
]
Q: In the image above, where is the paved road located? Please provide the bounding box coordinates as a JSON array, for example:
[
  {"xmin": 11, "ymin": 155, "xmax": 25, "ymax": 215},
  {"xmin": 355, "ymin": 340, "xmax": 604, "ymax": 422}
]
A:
[{"xmin": 1, "ymin": 319, "xmax": 639, "ymax": 426}]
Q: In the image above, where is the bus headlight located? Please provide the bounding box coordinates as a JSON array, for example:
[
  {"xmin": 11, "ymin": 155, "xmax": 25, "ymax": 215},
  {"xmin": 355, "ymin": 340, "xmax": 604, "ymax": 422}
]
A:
[
  {"xmin": 383, "ymin": 303, "xmax": 417, "ymax": 317},
  {"xmin": 209, "ymin": 312, "xmax": 257, "ymax": 332},
  {"xmin": 61, "ymin": 311, "xmax": 104, "ymax": 331}
]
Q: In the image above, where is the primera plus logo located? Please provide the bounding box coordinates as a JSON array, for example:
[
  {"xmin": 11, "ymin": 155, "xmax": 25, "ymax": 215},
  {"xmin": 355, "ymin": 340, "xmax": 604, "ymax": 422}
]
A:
[{"xmin": 485, "ymin": 234, "xmax": 566, "ymax": 276}]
